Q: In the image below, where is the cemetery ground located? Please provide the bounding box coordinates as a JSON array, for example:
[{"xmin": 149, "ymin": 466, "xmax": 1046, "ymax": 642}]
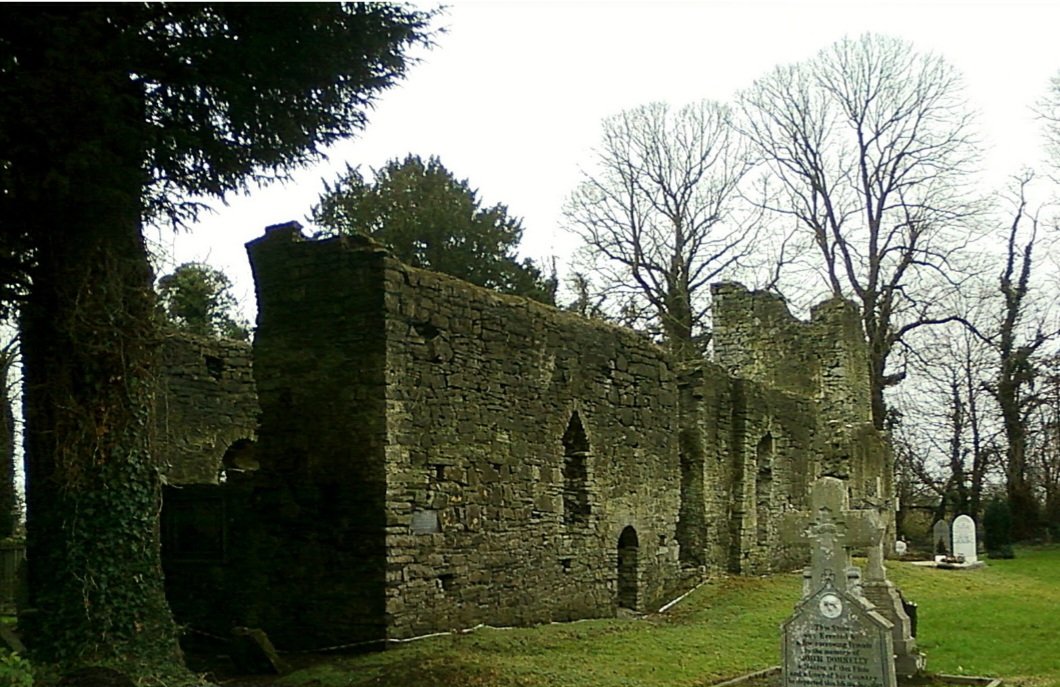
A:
[{"xmin": 219, "ymin": 545, "xmax": 1060, "ymax": 687}]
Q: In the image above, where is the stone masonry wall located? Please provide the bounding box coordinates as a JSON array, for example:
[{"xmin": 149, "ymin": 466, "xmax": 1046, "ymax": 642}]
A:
[
  {"xmin": 157, "ymin": 332, "xmax": 259, "ymax": 485},
  {"xmin": 157, "ymin": 333, "xmax": 259, "ymax": 640},
  {"xmin": 158, "ymin": 225, "xmax": 897, "ymax": 650},
  {"xmin": 710, "ymin": 282, "xmax": 894, "ymax": 543},
  {"xmin": 241, "ymin": 225, "xmax": 391, "ymax": 649},
  {"xmin": 678, "ymin": 364, "xmax": 814, "ymax": 577},
  {"xmin": 711, "ymin": 282, "xmax": 872, "ymax": 426},
  {"xmin": 380, "ymin": 258, "xmax": 682, "ymax": 637}
]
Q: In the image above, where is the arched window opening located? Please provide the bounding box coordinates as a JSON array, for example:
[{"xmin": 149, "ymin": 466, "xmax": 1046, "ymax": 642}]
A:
[
  {"xmin": 562, "ymin": 412, "xmax": 591, "ymax": 525},
  {"xmin": 220, "ymin": 438, "xmax": 258, "ymax": 482}
]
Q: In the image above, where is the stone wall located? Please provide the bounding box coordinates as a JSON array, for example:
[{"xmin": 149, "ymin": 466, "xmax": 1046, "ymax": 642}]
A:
[
  {"xmin": 156, "ymin": 332, "xmax": 260, "ymax": 641},
  {"xmin": 711, "ymin": 282, "xmax": 872, "ymax": 426},
  {"xmin": 711, "ymin": 282, "xmax": 893, "ymax": 535},
  {"xmin": 677, "ymin": 364, "xmax": 815, "ymax": 576},
  {"xmin": 241, "ymin": 226, "xmax": 391, "ymax": 648},
  {"xmin": 157, "ymin": 332, "xmax": 258, "ymax": 485},
  {"xmin": 159, "ymin": 223, "xmax": 895, "ymax": 650},
  {"xmin": 243, "ymin": 224, "xmax": 683, "ymax": 643},
  {"xmin": 381, "ymin": 260, "xmax": 682, "ymax": 637}
]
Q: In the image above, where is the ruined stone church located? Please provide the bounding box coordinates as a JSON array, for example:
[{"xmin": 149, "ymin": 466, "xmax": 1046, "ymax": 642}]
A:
[{"xmin": 159, "ymin": 222, "xmax": 894, "ymax": 651}]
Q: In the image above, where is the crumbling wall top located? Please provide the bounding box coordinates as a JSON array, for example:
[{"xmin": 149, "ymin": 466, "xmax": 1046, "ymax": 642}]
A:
[{"xmin": 711, "ymin": 282, "xmax": 871, "ymax": 424}]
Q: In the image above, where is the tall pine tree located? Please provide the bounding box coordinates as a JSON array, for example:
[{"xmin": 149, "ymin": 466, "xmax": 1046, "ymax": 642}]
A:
[
  {"xmin": 313, "ymin": 155, "xmax": 557, "ymax": 304},
  {"xmin": 0, "ymin": 4, "xmax": 433, "ymax": 678}
]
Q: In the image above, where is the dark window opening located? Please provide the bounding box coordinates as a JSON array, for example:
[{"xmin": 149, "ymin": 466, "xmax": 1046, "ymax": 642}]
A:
[
  {"xmin": 204, "ymin": 354, "xmax": 224, "ymax": 380},
  {"xmin": 221, "ymin": 438, "xmax": 258, "ymax": 481},
  {"xmin": 562, "ymin": 412, "xmax": 591, "ymax": 525},
  {"xmin": 412, "ymin": 321, "xmax": 440, "ymax": 341},
  {"xmin": 617, "ymin": 526, "xmax": 639, "ymax": 610},
  {"xmin": 756, "ymin": 434, "xmax": 774, "ymax": 546}
]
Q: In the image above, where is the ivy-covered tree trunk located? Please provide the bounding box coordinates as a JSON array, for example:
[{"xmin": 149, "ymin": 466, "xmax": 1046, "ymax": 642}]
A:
[
  {"xmin": 22, "ymin": 217, "xmax": 182, "ymax": 675},
  {"xmin": 15, "ymin": 15, "xmax": 184, "ymax": 676}
]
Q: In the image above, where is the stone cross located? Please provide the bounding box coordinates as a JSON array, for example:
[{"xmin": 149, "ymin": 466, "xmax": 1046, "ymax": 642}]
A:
[
  {"xmin": 780, "ymin": 476, "xmax": 881, "ymax": 597},
  {"xmin": 857, "ymin": 478, "xmax": 895, "ymax": 584}
]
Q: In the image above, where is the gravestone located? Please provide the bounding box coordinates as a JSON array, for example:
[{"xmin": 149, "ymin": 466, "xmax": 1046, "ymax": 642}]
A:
[
  {"xmin": 780, "ymin": 477, "xmax": 897, "ymax": 687},
  {"xmin": 894, "ymin": 540, "xmax": 907, "ymax": 556},
  {"xmin": 779, "ymin": 476, "xmax": 880, "ymax": 598},
  {"xmin": 860, "ymin": 489, "xmax": 926, "ymax": 676},
  {"xmin": 230, "ymin": 627, "xmax": 289, "ymax": 675},
  {"xmin": 782, "ymin": 584, "xmax": 897, "ymax": 687},
  {"xmin": 951, "ymin": 514, "xmax": 978, "ymax": 563},
  {"xmin": 932, "ymin": 519, "xmax": 951, "ymax": 556}
]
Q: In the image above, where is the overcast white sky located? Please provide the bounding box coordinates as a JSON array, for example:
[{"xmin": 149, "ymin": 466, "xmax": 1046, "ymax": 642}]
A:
[{"xmin": 149, "ymin": 1, "xmax": 1060, "ymax": 321}]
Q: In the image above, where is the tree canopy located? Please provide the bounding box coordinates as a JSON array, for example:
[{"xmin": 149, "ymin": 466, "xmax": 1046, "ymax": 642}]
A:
[
  {"xmin": 0, "ymin": 3, "xmax": 434, "ymax": 679},
  {"xmin": 564, "ymin": 101, "xmax": 753, "ymax": 358},
  {"xmin": 312, "ymin": 154, "xmax": 556, "ymax": 304},
  {"xmin": 739, "ymin": 33, "xmax": 982, "ymax": 430},
  {"xmin": 157, "ymin": 262, "xmax": 250, "ymax": 340}
]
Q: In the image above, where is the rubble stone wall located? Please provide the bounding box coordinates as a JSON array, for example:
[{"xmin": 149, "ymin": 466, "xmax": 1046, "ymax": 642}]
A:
[
  {"xmin": 160, "ymin": 223, "xmax": 894, "ymax": 650},
  {"xmin": 241, "ymin": 226, "xmax": 391, "ymax": 648},
  {"xmin": 380, "ymin": 255, "xmax": 683, "ymax": 637},
  {"xmin": 158, "ymin": 333, "xmax": 258, "ymax": 485}
]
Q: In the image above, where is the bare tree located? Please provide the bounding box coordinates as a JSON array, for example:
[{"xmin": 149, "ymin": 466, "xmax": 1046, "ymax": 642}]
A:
[
  {"xmin": 739, "ymin": 33, "xmax": 982, "ymax": 429},
  {"xmin": 1028, "ymin": 354, "xmax": 1060, "ymax": 536},
  {"xmin": 980, "ymin": 177, "xmax": 1055, "ymax": 539},
  {"xmin": 564, "ymin": 100, "xmax": 754, "ymax": 359},
  {"xmin": 903, "ymin": 319, "xmax": 999, "ymax": 520},
  {"xmin": 1040, "ymin": 70, "xmax": 1060, "ymax": 175}
]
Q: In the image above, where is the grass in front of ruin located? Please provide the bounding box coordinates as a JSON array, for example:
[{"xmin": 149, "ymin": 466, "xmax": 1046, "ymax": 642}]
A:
[{"xmin": 265, "ymin": 545, "xmax": 1060, "ymax": 687}]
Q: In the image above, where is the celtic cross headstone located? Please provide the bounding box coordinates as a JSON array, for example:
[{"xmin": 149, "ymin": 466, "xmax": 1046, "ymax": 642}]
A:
[{"xmin": 780, "ymin": 477, "xmax": 897, "ymax": 687}]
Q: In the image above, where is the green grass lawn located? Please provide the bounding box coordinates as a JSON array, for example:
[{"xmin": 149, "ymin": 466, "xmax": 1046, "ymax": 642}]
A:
[{"xmin": 269, "ymin": 546, "xmax": 1060, "ymax": 687}]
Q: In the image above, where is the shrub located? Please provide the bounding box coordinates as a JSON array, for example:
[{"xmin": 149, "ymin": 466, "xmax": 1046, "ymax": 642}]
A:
[
  {"xmin": 0, "ymin": 649, "xmax": 33, "ymax": 687},
  {"xmin": 983, "ymin": 498, "xmax": 1015, "ymax": 559}
]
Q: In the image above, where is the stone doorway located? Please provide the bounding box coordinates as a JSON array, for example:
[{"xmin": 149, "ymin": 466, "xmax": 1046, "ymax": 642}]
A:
[{"xmin": 617, "ymin": 525, "xmax": 639, "ymax": 611}]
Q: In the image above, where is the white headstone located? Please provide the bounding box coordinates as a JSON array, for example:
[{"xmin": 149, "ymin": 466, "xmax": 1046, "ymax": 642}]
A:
[
  {"xmin": 894, "ymin": 540, "xmax": 907, "ymax": 556},
  {"xmin": 951, "ymin": 515, "xmax": 977, "ymax": 563}
]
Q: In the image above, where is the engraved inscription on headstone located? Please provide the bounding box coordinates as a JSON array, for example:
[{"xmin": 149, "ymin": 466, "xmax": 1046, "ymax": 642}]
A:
[
  {"xmin": 781, "ymin": 477, "xmax": 900, "ymax": 687},
  {"xmin": 932, "ymin": 519, "xmax": 952, "ymax": 556},
  {"xmin": 783, "ymin": 585, "xmax": 896, "ymax": 687},
  {"xmin": 951, "ymin": 514, "xmax": 977, "ymax": 563}
]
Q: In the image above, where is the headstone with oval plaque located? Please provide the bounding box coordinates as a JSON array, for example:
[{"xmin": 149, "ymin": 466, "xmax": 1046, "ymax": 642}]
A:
[
  {"xmin": 780, "ymin": 477, "xmax": 897, "ymax": 687},
  {"xmin": 782, "ymin": 584, "xmax": 897, "ymax": 687}
]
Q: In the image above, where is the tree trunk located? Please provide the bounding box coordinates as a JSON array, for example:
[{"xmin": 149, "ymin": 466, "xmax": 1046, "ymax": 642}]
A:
[
  {"xmin": 14, "ymin": 10, "xmax": 184, "ymax": 675},
  {"xmin": 1003, "ymin": 419, "xmax": 1039, "ymax": 541},
  {"xmin": 21, "ymin": 209, "xmax": 183, "ymax": 673}
]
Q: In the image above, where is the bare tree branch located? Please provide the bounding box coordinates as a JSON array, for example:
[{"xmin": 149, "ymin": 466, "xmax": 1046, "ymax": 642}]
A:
[
  {"xmin": 565, "ymin": 101, "xmax": 754, "ymax": 358},
  {"xmin": 739, "ymin": 33, "xmax": 983, "ymax": 429}
]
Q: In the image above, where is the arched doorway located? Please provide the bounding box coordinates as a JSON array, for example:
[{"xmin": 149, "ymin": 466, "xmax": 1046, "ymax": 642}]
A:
[{"xmin": 617, "ymin": 525, "xmax": 639, "ymax": 610}]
